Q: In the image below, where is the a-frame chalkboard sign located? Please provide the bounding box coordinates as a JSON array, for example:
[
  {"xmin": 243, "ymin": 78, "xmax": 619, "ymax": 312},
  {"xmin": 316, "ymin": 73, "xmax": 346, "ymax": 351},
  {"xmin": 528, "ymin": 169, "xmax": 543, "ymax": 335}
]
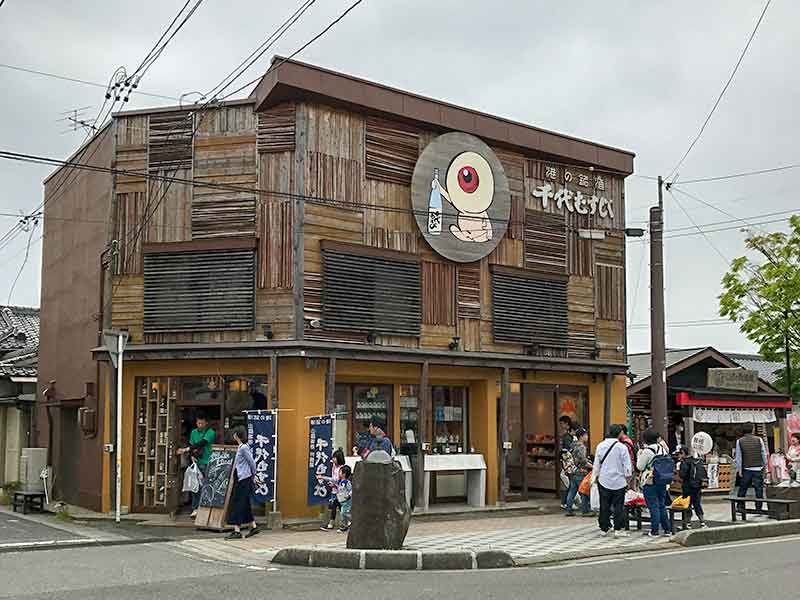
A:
[{"xmin": 194, "ymin": 445, "xmax": 237, "ymax": 531}]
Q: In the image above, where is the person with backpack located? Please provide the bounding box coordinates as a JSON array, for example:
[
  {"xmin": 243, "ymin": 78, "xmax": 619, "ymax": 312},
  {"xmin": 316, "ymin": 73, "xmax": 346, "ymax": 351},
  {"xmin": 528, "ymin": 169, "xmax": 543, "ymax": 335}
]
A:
[
  {"xmin": 637, "ymin": 428, "xmax": 674, "ymax": 537},
  {"xmin": 593, "ymin": 424, "xmax": 632, "ymax": 537},
  {"xmin": 677, "ymin": 445, "xmax": 707, "ymax": 528},
  {"xmin": 564, "ymin": 428, "xmax": 593, "ymax": 517}
]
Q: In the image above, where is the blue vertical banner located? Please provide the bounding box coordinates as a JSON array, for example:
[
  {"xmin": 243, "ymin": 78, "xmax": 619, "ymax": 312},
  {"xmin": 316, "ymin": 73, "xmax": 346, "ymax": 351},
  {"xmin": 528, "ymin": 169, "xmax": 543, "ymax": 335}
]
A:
[
  {"xmin": 307, "ymin": 414, "xmax": 334, "ymax": 505},
  {"xmin": 246, "ymin": 410, "xmax": 276, "ymax": 506}
]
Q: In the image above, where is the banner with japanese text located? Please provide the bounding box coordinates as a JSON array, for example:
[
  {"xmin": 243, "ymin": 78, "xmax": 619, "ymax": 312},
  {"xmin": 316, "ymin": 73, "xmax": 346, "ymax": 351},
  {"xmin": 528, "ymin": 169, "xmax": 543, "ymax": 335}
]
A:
[
  {"xmin": 246, "ymin": 410, "xmax": 276, "ymax": 505},
  {"xmin": 307, "ymin": 414, "xmax": 334, "ymax": 505}
]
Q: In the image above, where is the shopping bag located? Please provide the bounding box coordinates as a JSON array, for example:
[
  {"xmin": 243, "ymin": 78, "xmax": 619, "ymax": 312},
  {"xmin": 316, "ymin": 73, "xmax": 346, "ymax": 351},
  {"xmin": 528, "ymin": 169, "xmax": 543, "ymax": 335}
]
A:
[
  {"xmin": 559, "ymin": 469, "xmax": 570, "ymax": 489},
  {"xmin": 625, "ymin": 489, "xmax": 645, "ymax": 506},
  {"xmin": 578, "ymin": 471, "xmax": 592, "ymax": 496},
  {"xmin": 182, "ymin": 463, "xmax": 202, "ymax": 493},
  {"xmin": 671, "ymin": 495, "xmax": 691, "ymax": 510},
  {"xmin": 590, "ymin": 482, "xmax": 600, "ymax": 512}
]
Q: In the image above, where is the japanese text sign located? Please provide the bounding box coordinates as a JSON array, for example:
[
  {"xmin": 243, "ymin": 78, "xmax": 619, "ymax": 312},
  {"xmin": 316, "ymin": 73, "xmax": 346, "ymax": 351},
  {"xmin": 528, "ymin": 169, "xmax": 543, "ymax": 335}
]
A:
[
  {"xmin": 246, "ymin": 411, "xmax": 276, "ymax": 505},
  {"xmin": 307, "ymin": 415, "xmax": 334, "ymax": 506}
]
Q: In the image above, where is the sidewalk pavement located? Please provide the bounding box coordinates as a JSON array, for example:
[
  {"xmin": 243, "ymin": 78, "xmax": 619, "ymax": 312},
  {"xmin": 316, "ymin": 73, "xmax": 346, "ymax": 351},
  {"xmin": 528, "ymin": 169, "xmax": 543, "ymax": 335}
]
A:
[{"xmin": 172, "ymin": 498, "xmax": 746, "ymax": 568}]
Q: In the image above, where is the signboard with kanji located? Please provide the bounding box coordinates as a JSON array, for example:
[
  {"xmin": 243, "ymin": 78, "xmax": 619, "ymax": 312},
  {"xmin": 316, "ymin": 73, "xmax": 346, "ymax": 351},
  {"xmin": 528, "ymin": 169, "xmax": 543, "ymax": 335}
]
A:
[
  {"xmin": 307, "ymin": 415, "xmax": 335, "ymax": 505},
  {"xmin": 246, "ymin": 410, "xmax": 276, "ymax": 505}
]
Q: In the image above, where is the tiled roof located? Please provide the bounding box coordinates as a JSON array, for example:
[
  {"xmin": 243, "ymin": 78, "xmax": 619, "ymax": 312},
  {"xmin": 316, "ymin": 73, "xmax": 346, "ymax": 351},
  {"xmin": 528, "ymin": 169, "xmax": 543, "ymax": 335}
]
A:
[
  {"xmin": 0, "ymin": 364, "xmax": 37, "ymax": 379},
  {"xmin": 0, "ymin": 305, "xmax": 39, "ymax": 352},
  {"xmin": 627, "ymin": 347, "xmax": 783, "ymax": 389},
  {"xmin": 724, "ymin": 352, "xmax": 783, "ymax": 385}
]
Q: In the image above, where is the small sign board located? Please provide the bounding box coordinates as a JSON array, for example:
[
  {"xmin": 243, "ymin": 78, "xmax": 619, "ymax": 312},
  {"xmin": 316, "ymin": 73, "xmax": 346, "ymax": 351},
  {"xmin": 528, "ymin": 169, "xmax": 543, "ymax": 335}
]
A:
[
  {"xmin": 307, "ymin": 415, "xmax": 334, "ymax": 506},
  {"xmin": 707, "ymin": 368, "xmax": 759, "ymax": 392}
]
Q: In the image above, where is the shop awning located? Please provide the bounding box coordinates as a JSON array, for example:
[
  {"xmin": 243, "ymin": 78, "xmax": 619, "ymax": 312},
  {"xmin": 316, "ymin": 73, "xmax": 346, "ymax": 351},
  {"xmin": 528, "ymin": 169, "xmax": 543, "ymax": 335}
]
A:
[
  {"xmin": 693, "ymin": 407, "xmax": 776, "ymax": 424},
  {"xmin": 675, "ymin": 389, "xmax": 791, "ymax": 409}
]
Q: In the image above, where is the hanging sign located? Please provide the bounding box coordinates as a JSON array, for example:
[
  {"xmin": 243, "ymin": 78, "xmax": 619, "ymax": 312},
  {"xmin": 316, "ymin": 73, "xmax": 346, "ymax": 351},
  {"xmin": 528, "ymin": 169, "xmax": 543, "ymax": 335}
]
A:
[
  {"xmin": 411, "ymin": 132, "xmax": 510, "ymax": 263},
  {"xmin": 307, "ymin": 414, "xmax": 335, "ymax": 505},
  {"xmin": 246, "ymin": 410, "xmax": 277, "ymax": 505}
]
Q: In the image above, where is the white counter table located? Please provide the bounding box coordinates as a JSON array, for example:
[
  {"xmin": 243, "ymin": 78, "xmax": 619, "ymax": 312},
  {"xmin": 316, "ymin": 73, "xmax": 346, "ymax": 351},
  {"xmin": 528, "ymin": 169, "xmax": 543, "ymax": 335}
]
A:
[
  {"xmin": 346, "ymin": 455, "xmax": 413, "ymax": 507},
  {"xmin": 420, "ymin": 454, "xmax": 486, "ymax": 512}
]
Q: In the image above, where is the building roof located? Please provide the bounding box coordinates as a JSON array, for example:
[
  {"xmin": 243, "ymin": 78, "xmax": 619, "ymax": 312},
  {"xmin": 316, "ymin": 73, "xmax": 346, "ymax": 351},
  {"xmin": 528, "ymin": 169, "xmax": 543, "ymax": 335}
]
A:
[
  {"xmin": 0, "ymin": 306, "xmax": 39, "ymax": 352},
  {"xmin": 251, "ymin": 57, "xmax": 635, "ymax": 175},
  {"xmin": 627, "ymin": 346, "xmax": 783, "ymax": 391},
  {"xmin": 0, "ymin": 306, "xmax": 39, "ymax": 381}
]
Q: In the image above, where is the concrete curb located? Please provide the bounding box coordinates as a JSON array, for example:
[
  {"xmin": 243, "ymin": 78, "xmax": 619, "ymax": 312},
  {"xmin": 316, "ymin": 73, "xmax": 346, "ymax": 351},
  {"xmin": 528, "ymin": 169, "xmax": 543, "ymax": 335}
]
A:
[
  {"xmin": 673, "ymin": 518, "xmax": 800, "ymax": 547},
  {"xmin": 0, "ymin": 537, "xmax": 168, "ymax": 554},
  {"xmin": 271, "ymin": 547, "xmax": 515, "ymax": 570}
]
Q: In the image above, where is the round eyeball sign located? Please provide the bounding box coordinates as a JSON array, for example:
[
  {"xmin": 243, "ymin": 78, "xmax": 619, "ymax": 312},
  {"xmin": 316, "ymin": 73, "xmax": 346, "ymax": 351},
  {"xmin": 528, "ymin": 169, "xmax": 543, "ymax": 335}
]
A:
[{"xmin": 411, "ymin": 132, "xmax": 510, "ymax": 263}]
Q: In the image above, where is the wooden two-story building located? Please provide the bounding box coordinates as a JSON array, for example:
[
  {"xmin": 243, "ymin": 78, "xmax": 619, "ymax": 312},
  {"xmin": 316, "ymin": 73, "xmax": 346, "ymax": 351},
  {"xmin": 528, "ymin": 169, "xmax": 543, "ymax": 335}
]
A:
[{"xmin": 39, "ymin": 58, "xmax": 634, "ymax": 518}]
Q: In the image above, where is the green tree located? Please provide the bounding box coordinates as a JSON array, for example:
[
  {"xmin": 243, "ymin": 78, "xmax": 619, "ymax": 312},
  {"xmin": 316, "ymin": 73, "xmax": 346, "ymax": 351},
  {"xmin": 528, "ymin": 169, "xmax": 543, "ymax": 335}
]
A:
[{"xmin": 719, "ymin": 215, "xmax": 800, "ymax": 400}]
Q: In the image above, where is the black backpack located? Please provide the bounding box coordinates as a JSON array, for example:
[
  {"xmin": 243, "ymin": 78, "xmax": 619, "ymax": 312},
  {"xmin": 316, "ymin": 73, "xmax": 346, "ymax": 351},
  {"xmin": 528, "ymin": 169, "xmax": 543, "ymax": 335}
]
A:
[{"xmin": 686, "ymin": 458, "xmax": 706, "ymax": 488}]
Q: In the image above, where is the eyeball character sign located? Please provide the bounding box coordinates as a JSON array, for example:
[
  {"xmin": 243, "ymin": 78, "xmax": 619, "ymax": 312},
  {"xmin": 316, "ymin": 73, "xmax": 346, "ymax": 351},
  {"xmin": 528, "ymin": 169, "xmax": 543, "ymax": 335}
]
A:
[{"xmin": 412, "ymin": 132, "xmax": 510, "ymax": 263}]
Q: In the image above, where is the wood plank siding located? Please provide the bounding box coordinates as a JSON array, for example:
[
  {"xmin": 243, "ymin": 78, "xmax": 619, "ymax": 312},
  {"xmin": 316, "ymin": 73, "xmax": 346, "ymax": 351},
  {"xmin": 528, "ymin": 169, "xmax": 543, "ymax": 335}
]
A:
[{"xmin": 109, "ymin": 98, "xmax": 627, "ymax": 358}]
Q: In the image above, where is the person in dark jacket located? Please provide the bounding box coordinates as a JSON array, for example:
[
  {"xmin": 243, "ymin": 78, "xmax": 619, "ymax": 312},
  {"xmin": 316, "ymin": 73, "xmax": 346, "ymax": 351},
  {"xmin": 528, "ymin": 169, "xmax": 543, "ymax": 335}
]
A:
[
  {"xmin": 564, "ymin": 428, "xmax": 593, "ymax": 517},
  {"xmin": 366, "ymin": 416, "xmax": 393, "ymax": 456},
  {"xmin": 678, "ymin": 445, "xmax": 707, "ymax": 528}
]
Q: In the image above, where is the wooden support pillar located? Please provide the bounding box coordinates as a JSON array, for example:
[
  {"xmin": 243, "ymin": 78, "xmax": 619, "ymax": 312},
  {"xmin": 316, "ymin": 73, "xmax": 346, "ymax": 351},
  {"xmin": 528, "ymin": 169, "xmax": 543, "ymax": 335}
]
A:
[
  {"xmin": 603, "ymin": 372, "xmax": 613, "ymax": 437},
  {"xmin": 415, "ymin": 361, "xmax": 429, "ymax": 511},
  {"xmin": 269, "ymin": 353, "xmax": 278, "ymax": 409},
  {"xmin": 498, "ymin": 367, "xmax": 509, "ymax": 504},
  {"xmin": 325, "ymin": 357, "xmax": 336, "ymax": 414}
]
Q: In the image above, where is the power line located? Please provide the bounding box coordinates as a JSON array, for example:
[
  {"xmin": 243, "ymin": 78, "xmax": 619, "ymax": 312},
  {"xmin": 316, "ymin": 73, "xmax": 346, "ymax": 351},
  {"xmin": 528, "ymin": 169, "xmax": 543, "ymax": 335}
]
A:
[
  {"xmin": 0, "ymin": 63, "xmax": 179, "ymax": 101},
  {"xmin": 628, "ymin": 318, "xmax": 734, "ymax": 330},
  {"xmin": 6, "ymin": 220, "xmax": 38, "ymax": 305},
  {"xmin": 666, "ymin": 0, "xmax": 772, "ymax": 181},
  {"xmin": 628, "ymin": 233, "xmax": 647, "ymax": 325},
  {"xmin": 129, "ymin": 0, "xmax": 194, "ymax": 79},
  {"xmin": 669, "ymin": 189, "xmax": 729, "ymax": 265},
  {"xmin": 671, "ymin": 163, "xmax": 800, "ymax": 185}
]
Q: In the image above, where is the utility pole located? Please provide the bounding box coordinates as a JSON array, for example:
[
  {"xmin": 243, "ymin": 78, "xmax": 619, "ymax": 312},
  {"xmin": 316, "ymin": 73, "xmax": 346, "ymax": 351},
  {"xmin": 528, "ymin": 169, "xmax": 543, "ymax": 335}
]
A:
[{"xmin": 650, "ymin": 176, "xmax": 668, "ymax": 437}]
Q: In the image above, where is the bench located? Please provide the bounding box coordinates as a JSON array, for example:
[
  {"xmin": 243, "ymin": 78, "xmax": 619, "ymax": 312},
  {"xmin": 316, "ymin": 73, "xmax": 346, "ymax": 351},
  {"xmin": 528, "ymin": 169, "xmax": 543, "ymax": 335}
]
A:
[
  {"xmin": 626, "ymin": 504, "xmax": 693, "ymax": 531},
  {"xmin": 12, "ymin": 491, "xmax": 45, "ymax": 514},
  {"xmin": 726, "ymin": 495, "xmax": 800, "ymax": 522}
]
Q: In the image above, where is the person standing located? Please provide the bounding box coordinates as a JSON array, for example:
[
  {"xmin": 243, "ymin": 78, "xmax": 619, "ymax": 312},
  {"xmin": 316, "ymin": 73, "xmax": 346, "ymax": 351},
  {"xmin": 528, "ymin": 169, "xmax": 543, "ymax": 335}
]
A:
[
  {"xmin": 736, "ymin": 422, "xmax": 768, "ymax": 513},
  {"xmin": 564, "ymin": 428, "xmax": 593, "ymax": 517},
  {"xmin": 637, "ymin": 428, "xmax": 673, "ymax": 537},
  {"xmin": 559, "ymin": 416, "xmax": 575, "ymax": 508},
  {"xmin": 593, "ymin": 424, "xmax": 632, "ymax": 537},
  {"xmin": 225, "ymin": 426, "xmax": 260, "ymax": 540},
  {"xmin": 366, "ymin": 416, "xmax": 393, "ymax": 456},
  {"xmin": 787, "ymin": 433, "xmax": 800, "ymax": 481},
  {"xmin": 677, "ymin": 445, "xmax": 707, "ymax": 528},
  {"xmin": 177, "ymin": 412, "xmax": 216, "ymax": 518},
  {"xmin": 320, "ymin": 448, "xmax": 346, "ymax": 531}
]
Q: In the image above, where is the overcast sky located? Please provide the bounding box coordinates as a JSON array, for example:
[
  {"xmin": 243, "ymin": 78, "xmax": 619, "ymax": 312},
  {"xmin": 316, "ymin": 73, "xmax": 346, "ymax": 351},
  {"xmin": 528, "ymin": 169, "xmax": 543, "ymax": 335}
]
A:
[{"xmin": 1, "ymin": 0, "xmax": 796, "ymax": 355}]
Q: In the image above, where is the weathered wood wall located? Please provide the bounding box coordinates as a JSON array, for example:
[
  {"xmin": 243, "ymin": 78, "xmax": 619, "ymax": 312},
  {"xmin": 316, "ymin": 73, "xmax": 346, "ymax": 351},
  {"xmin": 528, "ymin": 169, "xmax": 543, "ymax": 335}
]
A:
[{"xmin": 111, "ymin": 99, "xmax": 627, "ymax": 358}]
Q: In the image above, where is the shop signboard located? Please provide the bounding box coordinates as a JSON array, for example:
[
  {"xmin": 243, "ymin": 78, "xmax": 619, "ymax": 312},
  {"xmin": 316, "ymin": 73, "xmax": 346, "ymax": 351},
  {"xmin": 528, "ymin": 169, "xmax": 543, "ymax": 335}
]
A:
[
  {"xmin": 307, "ymin": 414, "xmax": 335, "ymax": 506},
  {"xmin": 246, "ymin": 410, "xmax": 277, "ymax": 506},
  {"xmin": 707, "ymin": 368, "xmax": 759, "ymax": 392},
  {"xmin": 411, "ymin": 132, "xmax": 510, "ymax": 263}
]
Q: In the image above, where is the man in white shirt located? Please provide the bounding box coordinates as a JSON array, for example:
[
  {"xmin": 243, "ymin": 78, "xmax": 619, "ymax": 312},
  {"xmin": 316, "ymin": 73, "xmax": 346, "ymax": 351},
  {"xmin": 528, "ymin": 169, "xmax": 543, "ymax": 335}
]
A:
[{"xmin": 593, "ymin": 424, "xmax": 633, "ymax": 537}]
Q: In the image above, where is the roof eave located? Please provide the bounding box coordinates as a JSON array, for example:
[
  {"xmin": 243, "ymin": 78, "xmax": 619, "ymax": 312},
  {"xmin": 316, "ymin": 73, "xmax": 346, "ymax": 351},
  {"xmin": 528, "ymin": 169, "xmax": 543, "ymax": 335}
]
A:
[{"xmin": 252, "ymin": 57, "xmax": 635, "ymax": 175}]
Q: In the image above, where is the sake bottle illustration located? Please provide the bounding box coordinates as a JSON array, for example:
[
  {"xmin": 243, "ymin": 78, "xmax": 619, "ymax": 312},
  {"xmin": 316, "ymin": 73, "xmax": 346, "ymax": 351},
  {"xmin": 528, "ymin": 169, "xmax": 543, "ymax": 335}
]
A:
[{"xmin": 428, "ymin": 167, "xmax": 442, "ymax": 235}]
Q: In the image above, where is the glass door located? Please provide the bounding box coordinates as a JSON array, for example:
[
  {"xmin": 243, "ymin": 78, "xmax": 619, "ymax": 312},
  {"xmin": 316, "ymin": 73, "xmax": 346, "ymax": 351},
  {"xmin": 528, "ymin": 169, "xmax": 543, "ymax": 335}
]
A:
[
  {"xmin": 523, "ymin": 385, "xmax": 558, "ymax": 492},
  {"xmin": 505, "ymin": 383, "xmax": 527, "ymax": 500}
]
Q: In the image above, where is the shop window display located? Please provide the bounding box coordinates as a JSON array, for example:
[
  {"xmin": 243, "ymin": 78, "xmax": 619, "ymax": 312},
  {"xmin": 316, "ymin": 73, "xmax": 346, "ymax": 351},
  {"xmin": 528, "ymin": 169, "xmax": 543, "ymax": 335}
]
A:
[{"xmin": 431, "ymin": 386, "xmax": 468, "ymax": 454}]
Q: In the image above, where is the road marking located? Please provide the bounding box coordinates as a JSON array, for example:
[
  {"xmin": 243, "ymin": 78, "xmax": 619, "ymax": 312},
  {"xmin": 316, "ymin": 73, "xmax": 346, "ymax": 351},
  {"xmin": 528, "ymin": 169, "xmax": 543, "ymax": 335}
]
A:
[
  {"xmin": 539, "ymin": 534, "xmax": 800, "ymax": 570},
  {"xmin": 0, "ymin": 538, "xmax": 95, "ymax": 550}
]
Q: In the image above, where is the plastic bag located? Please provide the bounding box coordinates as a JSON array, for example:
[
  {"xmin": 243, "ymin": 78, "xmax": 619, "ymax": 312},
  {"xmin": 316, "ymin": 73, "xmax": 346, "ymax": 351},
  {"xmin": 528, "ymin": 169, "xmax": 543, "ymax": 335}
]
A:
[
  {"xmin": 183, "ymin": 462, "xmax": 202, "ymax": 493},
  {"xmin": 578, "ymin": 471, "xmax": 592, "ymax": 496},
  {"xmin": 625, "ymin": 489, "xmax": 645, "ymax": 506},
  {"xmin": 590, "ymin": 482, "xmax": 600, "ymax": 511},
  {"xmin": 671, "ymin": 495, "xmax": 691, "ymax": 510}
]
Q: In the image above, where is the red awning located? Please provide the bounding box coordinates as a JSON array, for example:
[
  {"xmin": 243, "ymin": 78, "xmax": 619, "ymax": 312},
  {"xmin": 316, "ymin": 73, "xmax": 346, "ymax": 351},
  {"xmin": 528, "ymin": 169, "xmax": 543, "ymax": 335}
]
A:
[{"xmin": 676, "ymin": 391, "xmax": 791, "ymax": 409}]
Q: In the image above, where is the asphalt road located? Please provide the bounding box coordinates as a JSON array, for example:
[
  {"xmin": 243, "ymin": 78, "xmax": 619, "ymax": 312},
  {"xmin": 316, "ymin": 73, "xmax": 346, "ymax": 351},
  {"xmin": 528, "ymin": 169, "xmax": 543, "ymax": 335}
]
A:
[
  {"xmin": 2, "ymin": 535, "xmax": 799, "ymax": 599},
  {"xmin": 0, "ymin": 511, "xmax": 85, "ymax": 544}
]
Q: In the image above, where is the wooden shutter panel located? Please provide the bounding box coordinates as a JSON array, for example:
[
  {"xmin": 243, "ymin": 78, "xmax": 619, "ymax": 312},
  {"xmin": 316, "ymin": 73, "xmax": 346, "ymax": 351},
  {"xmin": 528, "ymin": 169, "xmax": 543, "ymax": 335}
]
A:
[
  {"xmin": 595, "ymin": 264, "xmax": 624, "ymax": 321},
  {"xmin": 256, "ymin": 104, "xmax": 296, "ymax": 153},
  {"xmin": 422, "ymin": 262, "xmax": 456, "ymax": 326},
  {"xmin": 491, "ymin": 267, "xmax": 568, "ymax": 348},
  {"xmin": 364, "ymin": 116, "xmax": 419, "ymax": 185},
  {"xmin": 322, "ymin": 243, "xmax": 421, "ymax": 336},
  {"xmin": 143, "ymin": 247, "xmax": 255, "ymax": 332},
  {"xmin": 457, "ymin": 262, "xmax": 481, "ymax": 320},
  {"xmin": 523, "ymin": 210, "xmax": 567, "ymax": 274},
  {"xmin": 148, "ymin": 111, "xmax": 193, "ymax": 172}
]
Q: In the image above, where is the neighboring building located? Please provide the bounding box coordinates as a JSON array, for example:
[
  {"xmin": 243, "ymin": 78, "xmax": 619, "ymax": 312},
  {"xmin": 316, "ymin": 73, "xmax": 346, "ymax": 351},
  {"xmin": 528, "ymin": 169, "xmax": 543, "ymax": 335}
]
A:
[
  {"xmin": 41, "ymin": 58, "xmax": 634, "ymax": 518},
  {"xmin": 0, "ymin": 306, "xmax": 38, "ymax": 487},
  {"xmin": 627, "ymin": 346, "xmax": 790, "ymax": 491}
]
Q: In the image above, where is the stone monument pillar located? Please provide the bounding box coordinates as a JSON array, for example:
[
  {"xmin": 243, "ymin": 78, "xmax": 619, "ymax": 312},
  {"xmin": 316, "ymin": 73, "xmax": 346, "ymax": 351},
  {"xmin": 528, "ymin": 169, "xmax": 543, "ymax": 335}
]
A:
[{"xmin": 346, "ymin": 450, "xmax": 411, "ymax": 550}]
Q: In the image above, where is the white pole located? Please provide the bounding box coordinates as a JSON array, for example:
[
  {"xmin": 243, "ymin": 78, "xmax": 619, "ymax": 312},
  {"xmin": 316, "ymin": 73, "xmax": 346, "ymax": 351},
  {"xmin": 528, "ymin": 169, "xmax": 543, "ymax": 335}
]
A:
[
  {"xmin": 272, "ymin": 409, "xmax": 278, "ymax": 514},
  {"xmin": 115, "ymin": 334, "xmax": 123, "ymax": 523}
]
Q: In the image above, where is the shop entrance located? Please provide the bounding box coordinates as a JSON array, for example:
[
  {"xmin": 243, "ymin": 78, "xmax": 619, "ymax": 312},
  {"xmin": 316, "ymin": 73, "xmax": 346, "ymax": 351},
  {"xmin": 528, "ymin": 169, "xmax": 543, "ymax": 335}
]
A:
[
  {"xmin": 505, "ymin": 384, "xmax": 588, "ymax": 501},
  {"xmin": 173, "ymin": 404, "xmax": 222, "ymax": 514}
]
